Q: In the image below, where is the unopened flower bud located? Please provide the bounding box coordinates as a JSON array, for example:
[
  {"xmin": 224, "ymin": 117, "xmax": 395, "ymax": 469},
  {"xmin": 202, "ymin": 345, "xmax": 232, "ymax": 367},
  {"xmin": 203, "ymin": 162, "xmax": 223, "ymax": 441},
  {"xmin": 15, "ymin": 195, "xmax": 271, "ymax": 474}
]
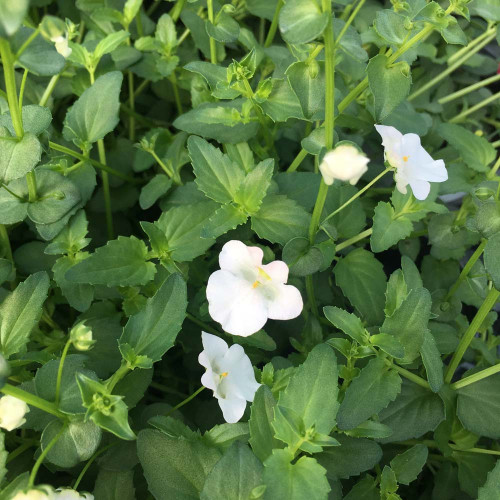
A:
[
  {"xmin": 70, "ymin": 322, "xmax": 95, "ymax": 351},
  {"xmin": 12, "ymin": 487, "xmax": 55, "ymax": 500},
  {"xmin": 54, "ymin": 487, "xmax": 94, "ymax": 499},
  {"xmin": 0, "ymin": 395, "xmax": 29, "ymax": 431},
  {"xmin": 319, "ymin": 143, "xmax": 370, "ymax": 186}
]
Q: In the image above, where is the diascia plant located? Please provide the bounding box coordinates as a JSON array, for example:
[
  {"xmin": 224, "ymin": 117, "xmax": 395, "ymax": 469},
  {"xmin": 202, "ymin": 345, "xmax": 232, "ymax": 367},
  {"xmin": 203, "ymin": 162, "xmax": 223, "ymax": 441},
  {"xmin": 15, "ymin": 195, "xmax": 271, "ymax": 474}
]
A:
[{"xmin": 0, "ymin": 0, "xmax": 500, "ymax": 498}]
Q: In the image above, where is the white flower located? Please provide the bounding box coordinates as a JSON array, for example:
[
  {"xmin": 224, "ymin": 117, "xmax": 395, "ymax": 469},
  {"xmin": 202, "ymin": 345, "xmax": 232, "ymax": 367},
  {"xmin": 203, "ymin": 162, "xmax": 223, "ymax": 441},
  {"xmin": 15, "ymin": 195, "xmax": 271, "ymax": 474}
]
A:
[
  {"xmin": 51, "ymin": 34, "xmax": 72, "ymax": 58},
  {"xmin": 319, "ymin": 144, "xmax": 370, "ymax": 186},
  {"xmin": 0, "ymin": 395, "xmax": 29, "ymax": 431},
  {"xmin": 198, "ymin": 332, "xmax": 260, "ymax": 423},
  {"xmin": 12, "ymin": 486, "xmax": 55, "ymax": 500},
  {"xmin": 375, "ymin": 124, "xmax": 448, "ymax": 200},
  {"xmin": 54, "ymin": 488, "xmax": 94, "ymax": 500},
  {"xmin": 206, "ymin": 240, "xmax": 303, "ymax": 337}
]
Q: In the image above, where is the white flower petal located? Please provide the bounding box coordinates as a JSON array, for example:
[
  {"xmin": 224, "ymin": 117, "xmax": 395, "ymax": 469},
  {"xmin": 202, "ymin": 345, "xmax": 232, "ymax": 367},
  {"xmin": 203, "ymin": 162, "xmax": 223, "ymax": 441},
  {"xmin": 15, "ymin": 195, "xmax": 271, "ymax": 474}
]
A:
[
  {"xmin": 375, "ymin": 124, "xmax": 403, "ymax": 166},
  {"xmin": 200, "ymin": 332, "xmax": 228, "ymax": 366},
  {"xmin": 319, "ymin": 145, "xmax": 369, "ymax": 186},
  {"xmin": 217, "ymin": 396, "xmax": 247, "ymax": 423},
  {"xmin": 223, "ymin": 344, "xmax": 260, "ymax": 401},
  {"xmin": 417, "ymin": 159, "xmax": 448, "ymax": 182},
  {"xmin": 267, "ymin": 284, "xmax": 303, "ymax": 321},
  {"xmin": 0, "ymin": 395, "xmax": 29, "ymax": 431},
  {"xmin": 201, "ymin": 368, "xmax": 218, "ymax": 392},
  {"xmin": 409, "ymin": 178, "xmax": 431, "ymax": 200},
  {"xmin": 218, "ymin": 240, "xmax": 261, "ymax": 278},
  {"xmin": 261, "ymin": 260, "xmax": 289, "ymax": 284}
]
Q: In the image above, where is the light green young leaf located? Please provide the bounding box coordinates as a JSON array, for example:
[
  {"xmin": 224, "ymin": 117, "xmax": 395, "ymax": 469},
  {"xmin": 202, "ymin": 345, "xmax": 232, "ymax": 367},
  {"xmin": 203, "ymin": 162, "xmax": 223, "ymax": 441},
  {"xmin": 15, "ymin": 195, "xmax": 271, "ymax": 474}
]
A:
[
  {"xmin": 94, "ymin": 30, "xmax": 130, "ymax": 60},
  {"xmin": 234, "ymin": 158, "xmax": 274, "ymax": 214},
  {"xmin": 0, "ymin": 272, "xmax": 49, "ymax": 358},
  {"xmin": 286, "ymin": 61, "xmax": 325, "ymax": 120},
  {"xmin": 483, "ymin": 233, "xmax": 500, "ymax": 290},
  {"xmin": 278, "ymin": 0, "xmax": 329, "ymax": 45},
  {"xmin": 384, "ymin": 269, "xmax": 408, "ymax": 317},
  {"xmin": 201, "ymin": 204, "xmax": 248, "ymax": 239},
  {"xmin": 374, "ymin": 10, "xmax": 410, "ymax": 45},
  {"xmin": 323, "ymin": 306, "xmax": 367, "ymax": 344},
  {"xmin": 371, "ymin": 201, "xmax": 413, "ymax": 253},
  {"xmin": 65, "ymin": 236, "xmax": 156, "ymax": 287},
  {"xmin": 45, "ymin": 210, "xmax": 90, "ymax": 255},
  {"xmin": 205, "ymin": 13, "xmax": 240, "ymax": 43}
]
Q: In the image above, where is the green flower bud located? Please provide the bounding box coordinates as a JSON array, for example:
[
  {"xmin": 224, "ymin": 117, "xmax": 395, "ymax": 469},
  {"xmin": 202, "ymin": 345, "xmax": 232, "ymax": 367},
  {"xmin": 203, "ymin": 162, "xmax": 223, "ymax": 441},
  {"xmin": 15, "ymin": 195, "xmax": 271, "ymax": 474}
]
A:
[
  {"xmin": 40, "ymin": 15, "xmax": 66, "ymax": 42},
  {"xmin": 70, "ymin": 322, "xmax": 95, "ymax": 351}
]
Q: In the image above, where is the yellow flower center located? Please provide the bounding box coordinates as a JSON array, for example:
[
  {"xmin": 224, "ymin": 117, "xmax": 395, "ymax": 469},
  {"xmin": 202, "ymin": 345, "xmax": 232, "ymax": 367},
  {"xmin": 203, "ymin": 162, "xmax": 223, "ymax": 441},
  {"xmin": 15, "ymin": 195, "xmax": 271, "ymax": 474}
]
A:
[
  {"xmin": 252, "ymin": 267, "xmax": 272, "ymax": 288},
  {"xmin": 220, "ymin": 372, "xmax": 228, "ymax": 378},
  {"xmin": 403, "ymin": 156, "xmax": 409, "ymax": 162}
]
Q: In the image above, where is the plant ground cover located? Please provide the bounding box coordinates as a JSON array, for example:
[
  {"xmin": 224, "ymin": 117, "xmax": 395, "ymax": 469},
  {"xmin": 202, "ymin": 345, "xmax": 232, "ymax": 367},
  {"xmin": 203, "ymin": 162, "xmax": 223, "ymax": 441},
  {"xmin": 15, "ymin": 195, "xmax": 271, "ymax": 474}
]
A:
[{"xmin": 0, "ymin": 0, "xmax": 500, "ymax": 498}]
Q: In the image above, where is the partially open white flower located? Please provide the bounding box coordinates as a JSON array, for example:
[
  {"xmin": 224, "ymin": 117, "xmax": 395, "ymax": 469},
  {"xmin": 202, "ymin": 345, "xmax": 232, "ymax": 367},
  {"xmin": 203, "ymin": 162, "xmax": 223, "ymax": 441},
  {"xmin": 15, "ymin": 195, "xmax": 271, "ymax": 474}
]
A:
[
  {"xmin": 319, "ymin": 144, "xmax": 370, "ymax": 186},
  {"xmin": 0, "ymin": 395, "xmax": 29, "ymax": 431},
  {"xmin": 206, "ymin": 240, "xmax": 303, "ymax": 337},
  {"xmin": 375, "ymin": 124, "xmax": 448, "ymax": 200},
  {"xmin": 198, "ymin": 332, "xmax": 260, "ymax": 423},
  {"xmin": 51, "ymin": 34, "xmax": 72, "ymax": 58},
  {"xmin": 54, "ymin": 488, "xmax": 93, "ymax": 500},
  {"xmin": 12, "ymin": 486, "xmax": 55, "ymax": 500}
]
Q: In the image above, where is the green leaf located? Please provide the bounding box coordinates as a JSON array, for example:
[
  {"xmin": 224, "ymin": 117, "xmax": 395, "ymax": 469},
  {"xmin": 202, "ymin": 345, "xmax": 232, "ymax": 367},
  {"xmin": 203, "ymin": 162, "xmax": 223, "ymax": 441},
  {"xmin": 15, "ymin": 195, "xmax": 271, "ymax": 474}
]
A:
[
  {"xmin": 0, "ymin": 0, "xmax": 28, "ymax": 37},
  {"xmin": 93, "ymin": 469, "xmax": 136, "ymax": 500},
  {"xmin": 63, "ymin": 71, "xmax": 123, "ymax": 148},
  {"xmin": 0, "ymin": 272, "xmax": 49, "ymax": 358},
  {"xmin": 367, "ymin": 54, "xmax": 412, "ymax": 121},
  {"xmin": 41, "ymin": 418, "xmax": 101, "ymax": 468},
  {"xmin": 154, "ymin": 201, "xmax": 218, "ymax": 261},
  {"xmin": 381, "ymin": 287, "xmax": 432, "ymax": 364},
  {"xmin": 246, "ymin": 0, "xmax": 279, "ymax": 21},
  {"xmin": 0, "ymin": 259, "xmax": 13, "ymax": 286},
  {"xmin": 201, "ymin": 204, "xmax": 248, "ymax": 239},
  {"xmin": 278, "ymin": 0, "xmax": 329, "ymax": 45},
  {"xmin": 384, "ymin": 269, "xmax": 408, "ymax": 317},
  {"xmin": 139, "ymin": 174, "xmax": 172, "ymax": 210},
  {"xmin": 249, "ymin": 385, "xmax": 281, "ymax": 462},
  {"xmin": 337, "ymin": 357, "xmax": 402, "ymax": 430},
  {"xmin": 370, "ymin": 202, "xmax": 413, "ymax": 253},
  {"xmin": 286, "ymin": 61, "xmax": 325, "ymax": 120},
  {"xmin": 65, "ymin": 236, "xmax": 156, "ymax": 287},
  {"xmin": 251, "ymin": 195, "xmax": 310, "ymax": 245},
  {"xmin": 484, "ymin": 233, "xmax": 500, "ymax": 290},
  {"xmin": 420, "ymin": 331, "xmax": 443, "ymax": 393},
  {"xmin": 200, "ymin": 442, "xmax": 263, "ymax": 500},
  {"xmin": 234, "ymin": 158, "xmax": 274, "ymax": 214},
  {"xmin": 203, "ymin": 423, "xmax": 249, "ymax": 452},
  {"xmin": 263, "ymin": 449, "xmax": 330, "ymax": 500},
  {"xmin": 323, "ymin": 306, "xmax": 367, "ymax": 344},
  {"xmin": 156, "ymin": 13, "xmax": 177, "ymax": 48},
  {"xmin": 390, "ymin": 444, "xmax": 428, "ymax": 485},
  {"xmin": 119, "ymin": 273, "xmax": 186, "ymax": 363},
  {"xmin": 369, "ymin": 334, "xmax": 405, "ymax": 359},
  {"xmin": 456, "ymin": 452, "xmax": 496, "ymax": 498},
  {"xmin": 278, "ymin": 344, "xmax": 339, "ymax": 435},
  {"xmin": 478, "ymin": 459, "xmax": 500, "ymax": 500},
  {"xmin": 0, "ymin": 105, "xmax": 52, "ymax": 136},
  {"xmin": 378, "ymin": 380, "xmax": 445, "ymax": 443},
  {"xmin": 205, "ymin": 13, "xmax": 240, "ymax": 43},
  {"xmin": 45, "ymin": 210, "xmax": 90, "ymax": 255},
  {"xmin": 138, "ymin": 429, "xmax": 221, "ymax": 500},
  {"xmin": 316, "ymin": 434, "xmax": 382, "ymax": 479},
  {"xmin": 457, "ymin": 373, "xmax": 500, "ymax": 438},
  {"xmin": 260, "ymin": 78, "xmax": 305, "ymax": 122},
  {"xmin": 470, "ymin": 0, "xmax": 500, "ymax": 21},
  {"xmin": 333, "ymin": 248, "xmax": 387, "ymax": 326},
  {"xmin": 428, "ymin": 213, "xmax": 468, "ymax": 250},
  {"xmin": 0, "ymin": 128, "xmax": 41, "ymax": 183},
  {"xmin": 283, "ymin": 237, "xmax": 323, "ymax": 277},
  {"xmin": 94, "ymin": 30, "xmax": 130, "ymax": 60},
  {"xmin": 187, "ymin": 135, "xmax": 246, "ymax": 204},
  {"xmin": 374, "ymin": 10, "xmax": 410, "ymax": 45},
  {"xmin": 438, "ymin": 123, "xmax": 496, "ymax": 172}
]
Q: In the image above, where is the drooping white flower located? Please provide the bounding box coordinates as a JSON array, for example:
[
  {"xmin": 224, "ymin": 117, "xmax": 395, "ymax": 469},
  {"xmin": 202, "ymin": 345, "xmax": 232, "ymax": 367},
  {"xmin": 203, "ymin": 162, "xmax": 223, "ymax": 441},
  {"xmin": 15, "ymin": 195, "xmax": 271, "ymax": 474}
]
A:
[
  {"xmin": 206, "ymin": 240, "xmax": 303, "ymax": 337},
  {"xmin": 12, "ymin": 486, "xmax": 55, "ymax": 500},
  {"xmin": 319, "ymin": 144, "xmax": 370, "ymax": 186},
  {"xmin": 54, "ymin": 488, "xmax": 94, "ymax": 500},
  {"xmin": 51, "ymin": 34, "xmax": 72, "ymax": 58},
  {"xmin": 0, "ymin": 395, "xmax": 29, "ymax": 431},
  {"xmin": 375, "ymin": 124, "xmax": 448, "ymax": 200},
  {"xmin": 198, "ymin": 332, "xmax": 260, "ymax": 423}
]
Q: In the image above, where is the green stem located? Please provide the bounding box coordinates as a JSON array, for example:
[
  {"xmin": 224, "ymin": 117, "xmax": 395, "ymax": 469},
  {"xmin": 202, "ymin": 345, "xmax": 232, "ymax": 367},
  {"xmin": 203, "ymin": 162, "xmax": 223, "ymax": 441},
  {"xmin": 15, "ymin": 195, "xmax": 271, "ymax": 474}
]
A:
[
  {"xmin": 409, "ymin": 32, "xmax": 496, "ymax": 101},
  {"xmin": 322, "ymin": 167, "xmax": 392, "ymax": 224},
  {"xmin": 6, "ymin": 440, "xmax": 38, "ymax": 464},
  {"xmin": 264, "ymin": 0, "xmax": 284, "ymax": 47},
  {"xmin": 14, "ymin": 27, "xmax": 40, "ymax": 59},
  {"xmin": 170, "ymin": 71, "xmax": 183, "ymax": 115},
  {"xmin": 106, "ymin": 362, "xmax": 131, "ymax": 392},
  {"xmin": 150, "ymin": 149, "xmax": 180, "ymax": 184},
  {"xmin": 1, "ymin": 383, "xmax": 64, "ymax": 418},
  {"xmin": 18, "ymin": 68, "xmax": 28, "ymax": 109},
  {"xmin": 48, "ymin": 142, "xmax": 139, "ymax": 184},
  {"xmin": 26, "ymin": 172, "xmax": 37, "ymax": 202},
  {"xmin": 186, "ymin": 313, "xmax": 223, "ymax": 337},
  {"xmin": 97, "ymin": 139, "xmax": 113, "ymax": 240},
  {"xmin": 128, "ymin": 71, "xmax": 135, "ymax": 142},
  {"xmin": 451, "ymin": 363, "xmax": 500, "ymax": 390},
  {"xmin": 0, "ymin": 224, "xmax": 13, "ymax": 262},
  {"xmin": 28, "ymin": 423, "xmax": 67, "ymax": 488},
  {"xmin": 322, "ymin": 0, "xmax": 335, "ymax": 151},
  {"xmin": 444, "ymin": 287, "xmax": 500, "ymax": 384},
  {"xmin": 165, "ymin": 386, "xmax": 205, "ymax": 417},
  {"xmin": 335, "ymin": 228, "xmax": 372, "ymax": 252},
  {"xmin": 488, "ymin": 156, "xmax": 500, "ymax": 179},
  {"xmin": 73, "ymin": 444, "xmax": 115, "ymax": 489},
  {"xmin": 449, "ymin": 90, "xmax": 500, "ymax": 124},
  {"xmin": 390, "ymin": 362, "xmax": 430, "ymax": 390},
  {"xmin": 309, "ymin": 180, "xmax": 329, "ymax": 244},
  {"xmin": 0, "ymin": 38, "xmax": 24, "ymax": 138},
  {"xmin": 438, "ymin": 73, "xmax": 500, "ymax": 105},
  {"xmin": 286, "ymin": 148, "xmax": 308, "ymax": 173},
  {"xmin": 39, "ymin": 74, "xmax": 61, "ymax": 107},
  {"xmin": 335, "ymin": 0, "xmax": 366, "ymax": 45},
  {"xmin": 207, "ymin": 0, "xmax": 217, "ymax": 64},
  {"xmin": 447, "ymin": 24, "xmax": 496, "ymax": 65},
  {"xmin": 55, "ymin": 339, "xmax": 72, "ymax": 407},
  {"xmin": 305, "ymin": 275, "xmax": 318, "ymax": 318},
  {"xmin": 134, "ymin": 79, "xmax": 150, "ymax": 98},
  {"xmin": 445, "ymin": 239, "xmax": 486, "ymax": 301},
  {"xmin": 170, "ymin": 0, "xmax": 187, "ymax": 22}
]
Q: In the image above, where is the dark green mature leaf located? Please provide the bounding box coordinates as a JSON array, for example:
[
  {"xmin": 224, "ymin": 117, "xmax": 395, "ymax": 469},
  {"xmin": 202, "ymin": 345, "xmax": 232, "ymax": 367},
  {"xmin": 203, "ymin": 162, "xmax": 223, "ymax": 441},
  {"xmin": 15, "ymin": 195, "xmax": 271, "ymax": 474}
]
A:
[
  {"xmin": 371, "ymin": 202, "xmax": 413, "ymax": 253},
  {"xmin": 53, "ymin": 256, "xmax": 94, "ymax": 312},
  {"xmin": 374, "ymin": 10, "xmax": 410, "ymax": 45},
  {"xmin": 478, "ymin": 459, "xmax": 500, "ymax": 500},
  {"xmin": 283, "ymin": 237, "xmax": 323, "ymax": 277},
  {"xmin": 0, "ymin": 432, "xmax": 6, "ymax": 485},
  {"xmin": 367, "ymin": 54, "xmax": 411, "ymax": 121},
  {"xmin": 286, "ymin": 61, "xmax": 325, "ymax": 120},
  {"xmin": 323, "ymin": 306, "xmax": 367, "ymax": 344},
  {"xmin": 200, "ymin": 442, "xmax": 262, "ymax": 500},
  {"xmin": 263, "ymin": 450, "xmax": 330, "ymax": 500},
  {"xmin": 93, "ymin": 469, "xmax": 136, "ymax": 500},
  {"xmin": 139, "ymin": 175, "xmax": 172, "ymax": 210},
  {"xmin": 66, "ymin": 236, "xmax": 156, "ymax": 287},
  {"xmin": 390, "ymin": 444, "xmax": 428, "ymax": 485},
  {"xmin": 334, "ymin": 248, "xmax": 387, "ymax": 326},
  {"xmin": 205, "ymin": 13, "xmax": 240, "ymax": 43},
  {"xmin": 0, "ymin": 128, "xmax": 41, "ymax": 183},
  {"xmin": 317, "ymin": 434, "xmax": 382, "ymax": 479},
  {"xmin": 63, "ymin": 72, "xmax": 123, "ymax": 148},
  {"xmin": 0, "ymin": 272, "xmax": 49, "ymax": 358},
  {"xmin": 456, "ymin": 452, "xmax": 496, "ymax": 499},
  {"xmin": 0, "ymin": 105, "xmax": 52, "ymax": 136},
  {"xmin": 457, "ymin": 373, "xmax": 500, "ymax": 438},
  {"xmin": 381, "ymin": 287, "xmax": 432, "ymax": 364},
  {"xmin": 119, "ymin": 273, "xmax": 186, "ymax": 363},
  {"xmin": 337, "ymin": 357, "xmax": 402, "ymax": 430},
  {"xmin": 484, "ymin": 233, "xmax": 500, "ymax": 290},
  {"xmin": 278, "ymin": 0, "xmax": 329, "ymax": 44},
  {"xmin": 278, "ymin": 344, "xmax": 339, "ymax": 434},
  {"xmin": 420, "ymin": 331, "xmax": 443, "ymax": 393},
  {"xmin": 138, "ymin": 429, "xmax": 221, "ymax": 500}
]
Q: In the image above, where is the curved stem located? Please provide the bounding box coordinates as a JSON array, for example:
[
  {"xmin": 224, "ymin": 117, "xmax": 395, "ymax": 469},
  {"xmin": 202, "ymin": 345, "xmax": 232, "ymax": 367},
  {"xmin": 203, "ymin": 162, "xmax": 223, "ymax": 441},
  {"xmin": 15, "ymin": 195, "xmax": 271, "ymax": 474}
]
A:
[
  {"xmin": 264, "ymin": 0, "xmax": 284, "ymax": 48},
  {"xmin": 39, "ymin": 74, "xmax": 61, "ymax": 107},
  {"xmin": 449, "ymin": 90, "xmax": 500, "ymax": 124},
  {"xmin": 438, "ymin": 73, "xmax": 500, "ymax": 105},
  {"xmin": 309, "ymin": 180, "xmax": 329, "ymax": 244},
  {"xmin": 55, "ymin": 339, "xmax": 72, "ymax": 407},
  {"xmin": 444, "ymin": 287, "xmax": 500, "ymax": 384},
  {"xmin": 390, "ymin": 363, "xmax": 430, "ymax": 390},
  {"xmin": 336, "ymin": 0, "xmax": 366, "ymax": 45},
  {"xmin": 165, "ymin": 386, "xmax": 205, "ymax": 417},
  {"xmin": 18, "ymin": 68, "xmax": 28, "ymax": 109},
  {"xmin": 106, "ymin": 362, "xmax": 131, "ymax": 393},
  {"xmin": 335, "ymin": 228, "xmax": 372, "ymax": 252},
  {"xmin": 286, "ymin": 148, "xmax": 308, "ymax": 173},
  {"xmin": 1, "ymin": 383, "xmax": 64, "ymax": 418},
  {"xmin": 14, "ymin": 27, "xmax": 41, "ymax": 59},
  {"xmin": 451, "ymin": 363, "xmax": 500, "ymax": 390},
  {"xmin": 73, "ymin": 444, "xmax": 115, "ymax": 489}
]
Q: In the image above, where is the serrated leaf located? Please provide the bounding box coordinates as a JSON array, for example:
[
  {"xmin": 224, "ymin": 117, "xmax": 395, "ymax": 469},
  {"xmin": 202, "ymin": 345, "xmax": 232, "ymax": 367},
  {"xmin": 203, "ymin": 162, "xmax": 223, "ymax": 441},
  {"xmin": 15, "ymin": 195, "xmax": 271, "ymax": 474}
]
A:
[
  {"xmin": 0, "ymin": 128, "xmax": 41, "ymax": 183},
  {"xmin": 371, "ymin": 202, "xmax": 413, "ymax": 253},
  {"xmin": 234, "ymin": 158, "xmax": 274, "ymax": 214},
  {"xmin": 201, "ymin": 204, "xmax": 248, "ymax": 239},
  {"xmin": 390, "ymin": 444, "xmax": 428, "ymax": 485},
  {"xmin": 323, "ymin": 306, "xmax": 367, "ymax": 344}
]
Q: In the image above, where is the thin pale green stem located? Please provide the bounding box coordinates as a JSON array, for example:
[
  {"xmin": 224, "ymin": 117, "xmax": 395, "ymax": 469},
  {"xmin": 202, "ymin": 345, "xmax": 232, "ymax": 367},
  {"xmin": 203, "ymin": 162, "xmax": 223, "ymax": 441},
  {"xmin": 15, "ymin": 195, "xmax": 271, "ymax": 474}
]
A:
[
  {"xmin": 207, "ymin": 0, "xmax": 217, "ymax": 64},
  {"xmin": 165, "ymin": 386, "xmax": 205, "ymax": 417},
  {"xmin": 445, "ymin": 287, "xmax": 500, "ymax": 384},
  {"xmin": 18, "ymin": 68, "xmax": 28, "ymax": 109},
  {"xmin": 391, "ymin": 363, "xmax": 430, "ymax": 390},
  {"xmin": 0, "ymin": 224, "xmax": 13, "ymax": 263},
  {"xmin": 438, "ymin": 73, "xmax": 500, "ymax": 105},
  {"xmin": 170, "ymin": 0, "xmax": 187, "ymax": 21},
  {"xmin": 39, "ymin": 74, "xmax": 61, "ymax": 107},
  {"xmin": 309, "ymin": 180, "xmax": 329, "ymax": 244},
  {"xmin": 286, "ymin": 148, "xmax": 308, "ymax": 173},
  {"xmin": 170, "ymin": 71, "xmax": 183, "ymax": 115},
  {"xmin": 14, "ymin": 27, "xmax": 40, "ymax": 59},
  {"xmin": 26, "ymin": 172, "xmax": 37, "ymax": 202},
  {"xmin": 55, "ymin": 339, "xmax": 72, "ymax": 407},
  {"xmin": 106, "ymin": 362, "xmax": 131, "ymax": 392},
  {"xmin": 97, "ymin": 140, "xmax": 114, "ymax": 239},
  {"xmin": 186, "ymin": 313, "xmax": 223, "ymax": 337},
  {"xmin": 488, "ymin": 156, "xmax": 500, "ymax": 179},
  {"xmin": 335, "ymin": 228, "xmax": 372, "ymax": 252},
  {"xmin": 73, "ymin": 444, "xmax": 115, "ymax": 489},
  {"xmin": 6, "ymin": 440, "xmax": 38, "ymax": 464},
  {"xmin": 322, "ymin": 0, "xmax": 335, "ymax": 150},
  {"xmin": 264, "ymin": 0, "xmax": 284, "ymax": 47},
  {"xmin": 336, "ymin": 0, "xmax": 366, "ymax": 45},
  {"xmin": 449, "ymin": 90, "xmax": 500, "ymax": 123},
  {"xmin": 448, "ymin": 24, "xmax": 496, "ymax": 65},
  {"xmin": 451, "ymin": 363, "xmax": 500, "ymax": 390},
  {"xmin": 128, "ymin": 71, "xmax": 135, "ymax": 142},
  {"xmin": 445, "ymin": 239, "xmax": 487, "ymax": 301},
  {"xmin": 1, "ymin": 383, "xmax": 64, "ymax": 418}
]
